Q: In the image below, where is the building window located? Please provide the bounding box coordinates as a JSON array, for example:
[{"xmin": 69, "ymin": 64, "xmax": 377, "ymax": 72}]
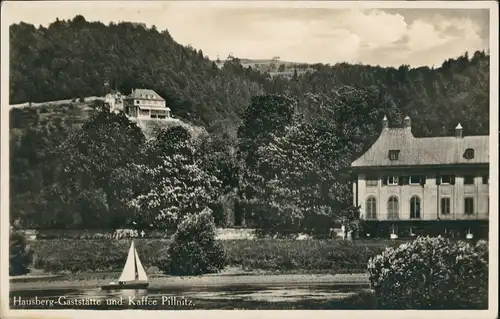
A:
[
  {"xmin": 464, "ymin": 197, "xmax": 474, "ymax": 215},
  {"xmin": 464, "ymin": 176, "xmax": 475, "ymax": 185},
  {"xmin": 409, "ymin": 176, "xmax": 422, "ymax": 185},
  {"xmin": 389, "ymin": 150, "xmax": 400, "ymax": 161},
  {"xmin": 482, "ymin": 176, "xmax": 489, "ymax": 184},
  {"xmin": 441, "ymin": 198, "xmax": 451, "ymax": 215},
  {"xmin": 440, "ymin": 175, "xmax": 453, "ymax": 184},
  {"xmin": 387, "ymin": 196, "xmax": 399, "ymax": 219},
  {"xmin": 410, "ymin": 196, "xmax": 421, "ymax": 219},
  {"xmin": 366, "ymin": 177, "xmax": 378, "ymax": 186},
  {"xmin": 365, "ymin": 196, "xmax": 377, "ymax": 219},
  {"xmin": 464, "ymin": 148, "xmax": 475, "ymax": 160},
  {"xmin": 386, "ymin": 176, "xmax": 399, "ymax": 185},
  {"xmin": 136, "ymin": 100, "xmax": 140, "ymax": 105}
]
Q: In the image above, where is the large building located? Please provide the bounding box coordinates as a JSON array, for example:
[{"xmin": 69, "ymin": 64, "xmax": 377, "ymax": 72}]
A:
[
  {"xmin": 351, "ymin": 116, "xmax": 489, "ymax": 239},
  {"xmin": 124, "ymin": 89, "xmax": 171, "ymax": 120}
]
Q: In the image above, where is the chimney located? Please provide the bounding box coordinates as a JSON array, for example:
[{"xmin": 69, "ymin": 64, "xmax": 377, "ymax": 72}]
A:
[
  {"xmin": 455, "ymin": 123, "xmax": 463, "ymax": 138},
  {"xmin": 404, "ymin": 115, "xmax": 411, "ymax": 133},
  {"xmin": 382, "ymin": 115, "xmax": 388, "ymax": 129}
]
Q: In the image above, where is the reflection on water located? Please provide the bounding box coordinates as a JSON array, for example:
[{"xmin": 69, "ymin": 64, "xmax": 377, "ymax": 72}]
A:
[{"xmin": 10, "ymin": 284, "xmax": 370, "ymax": 310}]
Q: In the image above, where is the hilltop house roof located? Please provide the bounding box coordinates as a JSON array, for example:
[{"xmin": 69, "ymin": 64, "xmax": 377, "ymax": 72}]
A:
[
  {"xmin": 351, "ymin": 117, "xmax": 489, "ymax": 168},
  {"xmin": 126, "ymin": 89, "xmax": 165, "ymax": 101}
]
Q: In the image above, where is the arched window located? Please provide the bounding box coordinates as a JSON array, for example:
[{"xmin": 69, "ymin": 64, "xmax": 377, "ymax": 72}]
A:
[
  {"xmin": 387, "ymin": 196, "xmax": 399, "ymax": 219},
  {"xmin": 365, "ymin": 196, "xmax": 377, "ymax": 219},
  {"xmin": 410, "ymin": 196, "xmax": 421, "ymax": 219},
  {"xmin": 464, "ymin": 148, "xmax": 475, "ymax": 160}
]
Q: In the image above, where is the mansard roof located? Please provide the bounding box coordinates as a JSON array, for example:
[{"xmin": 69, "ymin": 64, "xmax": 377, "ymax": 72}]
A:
[
  {"xmin": 126, "ymin": 88, "xmax": 165, "ymax": 101},
  {"xmin": 351, "ymin": 119, "xmax": 489, "ymax": 168}
]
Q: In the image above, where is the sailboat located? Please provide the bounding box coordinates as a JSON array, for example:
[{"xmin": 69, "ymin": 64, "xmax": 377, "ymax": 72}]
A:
[{"xmin": 101, "ymin": 240, "xmax": 149, "ymax": 290}]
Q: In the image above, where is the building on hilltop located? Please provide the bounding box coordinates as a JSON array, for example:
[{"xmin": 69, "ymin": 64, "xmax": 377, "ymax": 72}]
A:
[
  {"xmin": 350, "ymin": 115, "xmax": 489, "ymax": 239},
  {"xmin": 124, "ymin": 88, "xmax": 171, "ymax": 120}
]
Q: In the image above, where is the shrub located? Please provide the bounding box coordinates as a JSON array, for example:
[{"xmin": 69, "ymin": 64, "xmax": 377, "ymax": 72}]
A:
[
  {"xmin": 225, "ymin": 239, "xmax": 386, "ymax": 273},
  {"xmin": 9, "ymin": 228, "xmax": 34, "ymax": 276},
  {"xmin": 79, "ymin": 97, "xmax": 85, "ymax": 103},
  {"xmin": 160, "ymin": 209, "xmax": 227, "ymax": 276},
  {"xmin": 367, "ymin": 236, "xmax": 488, "ymax": 309}
]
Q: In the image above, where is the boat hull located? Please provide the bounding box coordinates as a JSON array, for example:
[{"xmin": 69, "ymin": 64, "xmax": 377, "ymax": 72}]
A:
[{"xmin": 101, "ymin": 281, "xmax": 149, "ymax": 290}]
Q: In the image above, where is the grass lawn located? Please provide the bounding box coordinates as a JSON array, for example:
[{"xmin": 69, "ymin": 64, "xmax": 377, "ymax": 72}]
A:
[{"xmin": 29, "ymin": 238, "xmax": 395, "ymax": 275}]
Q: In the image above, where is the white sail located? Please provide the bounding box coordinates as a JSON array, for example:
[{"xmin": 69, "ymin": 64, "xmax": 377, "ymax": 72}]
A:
[
  {"xmin": 118, "ymin": 241, "xmax": 137, "ymax": 282},
  {"xmin": 134, "ymin": 249, "xmax": 149, "ymax": 281}
]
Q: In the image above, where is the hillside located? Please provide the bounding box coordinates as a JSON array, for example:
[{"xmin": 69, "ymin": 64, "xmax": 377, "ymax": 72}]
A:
[
  {"xmin": 135, "ymin": 117, "xmax": 206, "ymax": 140},
  {"xmin": 10, "ymin": 98, "xmax": 204, "ymax": 141},
  {"xmin": 9, "ymin": 16, "xmax": 267, "ymax": 131},
  {"xmin": 10, "ymin": 16, "xmax": 489, "ymax": 138}
]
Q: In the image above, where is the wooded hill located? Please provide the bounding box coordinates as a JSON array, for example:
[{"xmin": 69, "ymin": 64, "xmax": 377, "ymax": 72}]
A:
[{"xmin": 10, "ymin": 15, "xmax": 489, "ymax": 137}]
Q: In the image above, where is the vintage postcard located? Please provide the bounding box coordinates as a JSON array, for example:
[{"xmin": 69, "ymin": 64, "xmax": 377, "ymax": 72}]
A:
[{"xmin": 1, "ymin": 1, "xmax": 498, "ymax": 318}]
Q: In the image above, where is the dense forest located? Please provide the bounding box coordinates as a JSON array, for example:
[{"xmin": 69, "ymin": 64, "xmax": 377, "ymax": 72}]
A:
[{"xmin": 9, "ymin": 16, "xmax": 490, "ymax": 234}]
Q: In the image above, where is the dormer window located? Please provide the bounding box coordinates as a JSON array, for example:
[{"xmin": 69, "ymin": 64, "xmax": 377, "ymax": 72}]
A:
[
  {"xmin": 389, "ymin": 150, "xmax": 400, "ymax": 161},
  {"xmin": 464, "ymin": 148, "xmax": 474, "ymax": 160}
]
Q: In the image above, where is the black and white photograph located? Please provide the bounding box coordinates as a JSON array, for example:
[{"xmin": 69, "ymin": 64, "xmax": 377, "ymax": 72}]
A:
[{"xmin": 1, "ymin": 1, "xmax": 498, "ymax": 317}]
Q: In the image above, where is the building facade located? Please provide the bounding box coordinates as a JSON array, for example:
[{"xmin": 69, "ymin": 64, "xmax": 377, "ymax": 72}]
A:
[
  {"xmin": 351, "ymin": 116, "xmax": 489, "ymax": 239},
  {"xmin": 124, "ymin": 89, "xmax": 171, "ymax": 120}
]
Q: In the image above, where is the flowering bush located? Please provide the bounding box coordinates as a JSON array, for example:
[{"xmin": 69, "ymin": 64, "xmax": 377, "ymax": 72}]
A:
[
  {"xmin": 160, "ymin": 209, "xmax": 227, "ymax": 276},
  {"xmin": 367, "ymin": 236, "xmax": 488, "ymax": 309},
  {"xmin": 10, "ymin": 228, "xmax": 34, "ymax": 276}
]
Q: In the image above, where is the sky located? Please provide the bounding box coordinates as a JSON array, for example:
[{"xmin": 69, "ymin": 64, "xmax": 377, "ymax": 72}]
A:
[{"xmin": 3, "ymin": 1, "xmax": 492, "ymax": 68}]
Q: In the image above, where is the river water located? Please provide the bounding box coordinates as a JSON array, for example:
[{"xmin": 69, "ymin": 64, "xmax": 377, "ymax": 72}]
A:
[{"xmin": 10, "ymin": 284, "xmax": 371, "ymax": 310}]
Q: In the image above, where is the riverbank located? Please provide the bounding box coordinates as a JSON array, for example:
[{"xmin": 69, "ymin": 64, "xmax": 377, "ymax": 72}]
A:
[{"xmin": 10, "ymin": 272, "xmax": 370, "ymax": 292}]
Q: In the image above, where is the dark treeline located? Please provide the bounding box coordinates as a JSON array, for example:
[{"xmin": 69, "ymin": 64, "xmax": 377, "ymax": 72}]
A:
[{"xmin": 9, "ymin": 16, "xmax": 490, "ymax": 234}]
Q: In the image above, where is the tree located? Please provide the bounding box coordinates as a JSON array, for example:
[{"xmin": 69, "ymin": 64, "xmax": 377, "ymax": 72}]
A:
[
  {"xmin": 241, "ymin": 86, "xmax": 401, "ymax": 235},
  {"xmin": 300, "ymin": 86, "xmax": 402, "ymax": 160},
  {"xmin": 249, "ymin": 119, "xmax": 358, "ymax": 235},
  {"xmin": 160, "ymin": 209, "xmax": 227, "ymax": 276},
  {"xmin": 128, "ymin": 126, "xmax": 221, "ymax": 229},
  {"xmin": 9, "ymin": 106, "xmax": 76, "ymax": 228},
  {"xmin": 236, "ymin": 95, "xmax": 297, "ymax": 226},
  {"xmin": 195, "ymin": 130, "xmax": 239, "ymax": 227},
  {"xmin": 58, "ymin": 106, "xmax": 146, "ymax": 228}
]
